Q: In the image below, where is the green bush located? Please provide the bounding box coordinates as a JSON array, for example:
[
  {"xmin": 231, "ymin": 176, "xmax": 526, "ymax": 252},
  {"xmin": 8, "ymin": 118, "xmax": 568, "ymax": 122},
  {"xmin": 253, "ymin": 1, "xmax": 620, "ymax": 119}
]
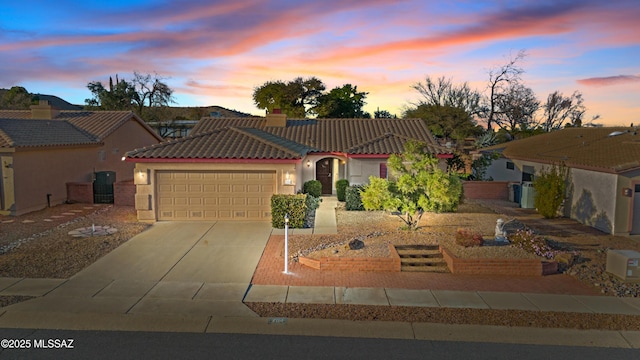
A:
[
  {"xmin": 271, "ymin": 194, "xmax": 306, "ymax": 228},
  {"xmin": 361, "ymin": 177, "xmax": 399, "ymax": 211},
  {"xmin": 303, "ymin": 180, "xmax": 322, "ymax": 197},
  {"xmin": 345, "ymin": 185, "xmax": 365, "ymax": 211},
  {"xmin": 335, "ymin": 179, "xmax": 349, "ymax": 201},
  {"xmin": 533, "ymin": 163, "xmax": 569, "ymax": 219}
]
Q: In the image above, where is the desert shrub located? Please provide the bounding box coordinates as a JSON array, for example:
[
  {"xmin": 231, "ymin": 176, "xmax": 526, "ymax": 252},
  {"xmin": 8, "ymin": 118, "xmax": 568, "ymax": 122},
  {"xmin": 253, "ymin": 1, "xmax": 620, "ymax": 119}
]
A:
[
  {"xmin": 508, "ymin": 229, "xmax": 557, "ymax": 259},
  {"xmin": 533, "ymin": 163, "xmax": 569, "ymax": 218},
  {"xmin": 271, "ymin": 194, "xmax": 306, "ymax": 228},
  {"xmin": 303, "ymin": 180, "xmax": 322, "ymax": 197},
  {"xmin": 455, "ymin": 228, "xmax": 484, "ymax": 247},
  {"xmin": 361, "ymin": 177, "xmax": 400, "ymax": 211},
  {"xmin": 345, "ymin": 185, "xmax": 365, "ymax": 211},
  {"xmin": 335, "ymin": 179, "xmax": 349, "ymax": 201}
]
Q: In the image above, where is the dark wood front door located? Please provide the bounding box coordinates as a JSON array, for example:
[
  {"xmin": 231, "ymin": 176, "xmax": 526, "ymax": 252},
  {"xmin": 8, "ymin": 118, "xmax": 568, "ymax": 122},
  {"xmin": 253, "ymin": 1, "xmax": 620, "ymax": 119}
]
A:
[{"xmin": 316, "ymin": 158, "xmax": 333, "ymax": 195}]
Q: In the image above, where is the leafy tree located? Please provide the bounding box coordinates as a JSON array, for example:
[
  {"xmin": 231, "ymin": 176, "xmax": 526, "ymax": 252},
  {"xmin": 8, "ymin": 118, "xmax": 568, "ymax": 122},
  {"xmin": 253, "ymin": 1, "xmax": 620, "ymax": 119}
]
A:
[
  {"xmin": 533, "ymin": 163, "xmax": 570, "ymax": 218},
  {"xmin": 404, "ymin": 104, "xmax": 483, "ymax": 141},
  {"xmin": 483, "ymin": 50, "xmax": 526, "ymax": 130},
  {"xmin": 85, "ymin": 74, "xmax": 136, "ymax": 111},
  {"xmin": 361, "ymin": 141, "xmax": 463, "ymax": 229},
  {"xmin": 315, "ymin": 84, "xmax": 370, "ymax": 118},
  {"xmin": 0, "ymin": 86, "xmax": 32, "ymax": 109},
  {"xmin": 252, "ymin": 77, "xmax": 325, "ymax": 117}
]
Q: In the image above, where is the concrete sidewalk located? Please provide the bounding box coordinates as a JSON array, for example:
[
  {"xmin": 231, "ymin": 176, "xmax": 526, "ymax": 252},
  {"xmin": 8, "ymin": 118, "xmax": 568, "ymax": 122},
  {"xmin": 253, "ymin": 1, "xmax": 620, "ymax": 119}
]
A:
[{"xmin": 244, "ymin": 284, "xmax": 640, "ymax": 315}]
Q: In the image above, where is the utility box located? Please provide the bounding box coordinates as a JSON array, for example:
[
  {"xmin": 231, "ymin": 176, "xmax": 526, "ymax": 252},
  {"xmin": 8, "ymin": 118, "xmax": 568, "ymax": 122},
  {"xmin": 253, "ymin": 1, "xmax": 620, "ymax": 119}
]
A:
[{"xmin": 606, "ymin": 250, "xmax": 640, "ymax": 282}]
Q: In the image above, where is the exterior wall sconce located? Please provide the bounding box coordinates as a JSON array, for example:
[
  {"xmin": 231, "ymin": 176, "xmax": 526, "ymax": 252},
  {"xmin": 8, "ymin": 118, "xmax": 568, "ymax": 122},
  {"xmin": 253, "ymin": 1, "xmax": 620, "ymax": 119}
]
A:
[
  {"xmin": 283, "ymin": 171, "xmax": 295, "ymax": 185},
  {"xmin": 306, "ymin": 160, "xmax": 312, "ymax": 168},
  {"xmin": 135, "ymin": 169, "xmax": 150, "ymax": 185}
]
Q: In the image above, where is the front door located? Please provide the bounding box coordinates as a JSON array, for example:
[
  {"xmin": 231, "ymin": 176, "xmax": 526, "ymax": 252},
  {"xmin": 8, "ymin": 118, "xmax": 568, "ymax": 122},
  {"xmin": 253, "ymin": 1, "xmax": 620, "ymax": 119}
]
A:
[
  {"xmin": 632, "ymin": 184, "xmax": 640, "ymax": 235},
  {"xmin": 316, "ymin": 158, "xmax": 333, "ymax": 195}
]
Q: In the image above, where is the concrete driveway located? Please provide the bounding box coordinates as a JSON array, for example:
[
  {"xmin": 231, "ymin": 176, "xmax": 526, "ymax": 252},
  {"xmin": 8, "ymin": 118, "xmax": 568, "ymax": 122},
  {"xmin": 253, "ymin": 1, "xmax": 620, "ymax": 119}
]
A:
[{"xmin": 0, "ymin": 221, "xmax": 273, "ymax": 329}]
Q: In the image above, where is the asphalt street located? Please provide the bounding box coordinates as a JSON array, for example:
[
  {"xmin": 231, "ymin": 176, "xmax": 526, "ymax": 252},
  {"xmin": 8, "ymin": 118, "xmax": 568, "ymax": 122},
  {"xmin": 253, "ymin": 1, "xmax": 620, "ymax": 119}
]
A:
[{"xmin": 0, "ymin": 328, "xmax": 638, "ymax": 360}]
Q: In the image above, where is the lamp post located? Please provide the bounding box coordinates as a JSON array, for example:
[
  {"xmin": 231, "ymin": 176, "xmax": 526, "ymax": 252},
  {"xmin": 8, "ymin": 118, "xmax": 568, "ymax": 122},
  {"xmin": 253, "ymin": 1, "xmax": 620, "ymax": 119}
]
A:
[{"xmin": 284, "ymin": 213, "xmax": 289, "ymax": 274}]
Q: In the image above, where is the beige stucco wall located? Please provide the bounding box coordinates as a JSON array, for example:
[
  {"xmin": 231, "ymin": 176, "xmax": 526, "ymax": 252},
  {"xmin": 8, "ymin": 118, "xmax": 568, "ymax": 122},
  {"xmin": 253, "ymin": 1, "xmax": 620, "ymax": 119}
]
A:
[
  {"xmin": 347, "ymin": 158, "xmax": 386, "ymax": 185},
  {"xmin": 2, "ymin": 119, "xmax": 161, "ymax": 216},
  {"xmin": 133, "ymin": 161, "xmax": 299, "ymax": 221},
  {"xmin": 568, "ymin": 168, "xmax": 618, "ymax": 234}
]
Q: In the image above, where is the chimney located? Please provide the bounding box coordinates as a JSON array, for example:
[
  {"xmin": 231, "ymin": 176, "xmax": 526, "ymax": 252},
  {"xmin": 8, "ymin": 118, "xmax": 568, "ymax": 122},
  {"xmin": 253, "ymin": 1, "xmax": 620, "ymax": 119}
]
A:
[
  {"xmin": 265, "ymin": 109, "xmax": 287, "ymax": 127},
  {"xmin": 30, "ymin": 100, "xmax": 60, "ymax": 120}
]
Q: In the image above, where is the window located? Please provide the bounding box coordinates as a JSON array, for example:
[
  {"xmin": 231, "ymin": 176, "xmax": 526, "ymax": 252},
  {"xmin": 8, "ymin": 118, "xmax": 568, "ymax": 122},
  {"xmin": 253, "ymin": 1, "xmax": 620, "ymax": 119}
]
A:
[
  {"xmin": 379, "ymin": 163, "xmax": 388, "ymax": 179},
  {"xmin": 506, "ymin": 162, "xmax": 514, "ymax": 170}
]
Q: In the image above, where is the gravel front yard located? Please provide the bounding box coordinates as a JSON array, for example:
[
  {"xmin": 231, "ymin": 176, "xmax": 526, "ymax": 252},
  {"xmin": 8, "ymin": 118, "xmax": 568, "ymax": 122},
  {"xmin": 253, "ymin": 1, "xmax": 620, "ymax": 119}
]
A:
[{"xmin": 1, "ymin": 200, "xmax": 639, "ymax": 331}]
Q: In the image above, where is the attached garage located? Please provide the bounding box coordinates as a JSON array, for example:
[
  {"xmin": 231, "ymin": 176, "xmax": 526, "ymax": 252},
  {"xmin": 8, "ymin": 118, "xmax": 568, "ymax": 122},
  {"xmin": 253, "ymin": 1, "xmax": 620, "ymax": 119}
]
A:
[{"xmin": 156, "ymin": 170, "xmax": 275, "ymax": 221}]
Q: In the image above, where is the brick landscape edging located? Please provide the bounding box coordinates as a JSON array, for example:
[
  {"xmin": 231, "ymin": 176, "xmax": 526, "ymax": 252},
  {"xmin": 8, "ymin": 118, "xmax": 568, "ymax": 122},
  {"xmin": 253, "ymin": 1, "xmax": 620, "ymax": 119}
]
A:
[
  {"xmin": 440, "ymin": 245, "xmax": 558, "ymax": 276},
  {"xmin": 299, "ymin": 244, "xmax": 401, "ymax": 272}
]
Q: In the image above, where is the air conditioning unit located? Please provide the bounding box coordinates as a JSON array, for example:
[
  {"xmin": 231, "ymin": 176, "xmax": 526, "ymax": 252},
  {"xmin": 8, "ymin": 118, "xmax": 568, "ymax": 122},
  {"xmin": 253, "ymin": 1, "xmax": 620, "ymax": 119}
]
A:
[{"xmin": 606, "ymin": 250, "xmax": 640, "ymax": 282}]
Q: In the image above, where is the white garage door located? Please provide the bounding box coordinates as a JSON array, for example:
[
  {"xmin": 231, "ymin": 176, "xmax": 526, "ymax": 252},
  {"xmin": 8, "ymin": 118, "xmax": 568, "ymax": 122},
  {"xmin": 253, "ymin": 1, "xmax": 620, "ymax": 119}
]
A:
[{"xmin": 156, "ymin": 171, "xmax": 275, "ymax": 221}]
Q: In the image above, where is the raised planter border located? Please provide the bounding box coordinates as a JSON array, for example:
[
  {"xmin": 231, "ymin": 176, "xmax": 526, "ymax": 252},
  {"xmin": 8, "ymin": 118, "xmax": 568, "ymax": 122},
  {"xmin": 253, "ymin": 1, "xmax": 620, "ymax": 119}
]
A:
[
  {"xmin": 440, "ymin": 246, "xmax": 558, "ymax": 276},
  {"xmin": 299, "ymin": 244, "xmax": 401, "ymax": 272}
]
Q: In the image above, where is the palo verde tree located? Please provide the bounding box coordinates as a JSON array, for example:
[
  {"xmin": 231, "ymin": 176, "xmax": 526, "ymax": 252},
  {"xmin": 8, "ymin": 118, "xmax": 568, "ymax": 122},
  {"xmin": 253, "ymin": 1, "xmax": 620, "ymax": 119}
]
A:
[{"xmin": 360, "ymin": 141, "xmax": 463, "ymax": 229}]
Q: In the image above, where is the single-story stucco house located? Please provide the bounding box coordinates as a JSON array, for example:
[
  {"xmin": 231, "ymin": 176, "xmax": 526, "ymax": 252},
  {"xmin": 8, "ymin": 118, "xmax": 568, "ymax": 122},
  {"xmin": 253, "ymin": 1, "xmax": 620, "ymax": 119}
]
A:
[
  {"xmin": 125, "ymin": 113, "xmax": 452, "ymax": 222},
  {"xmin": 480, "ymin": 126, "xmax": 640, "ymax": 236},
  {"xmin": 0, "ymin": 101, "xmax": 163, "ymax": 215}
]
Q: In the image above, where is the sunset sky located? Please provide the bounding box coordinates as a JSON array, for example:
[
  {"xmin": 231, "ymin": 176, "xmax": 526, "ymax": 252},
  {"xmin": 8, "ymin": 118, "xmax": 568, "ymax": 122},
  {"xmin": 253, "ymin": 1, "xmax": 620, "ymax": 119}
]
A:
[{"xmin": 1, "ymin": 0, "xmax": 639, "ymax": 127}]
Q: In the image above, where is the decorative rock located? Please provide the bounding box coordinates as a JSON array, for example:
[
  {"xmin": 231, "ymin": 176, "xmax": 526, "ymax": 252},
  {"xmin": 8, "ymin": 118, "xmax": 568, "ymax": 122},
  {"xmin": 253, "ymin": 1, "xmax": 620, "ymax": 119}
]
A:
[
  {"xmin": 44, "ymin": 219, "xmax": 53, "ymax": 222},
  {"xmin": 22, "ymin": 220, "xmax": 35, "ymax": 223},
  {"xmin": 2, "ymin": 220, "xmax": 15, "ymax": 223},
  {"xmin": 348, "ymin": 239, "xmax": 365, "ymax": 250},
  {"xmin": 61, "ymin": 212, "xmax": 76, "ymax": 216}
]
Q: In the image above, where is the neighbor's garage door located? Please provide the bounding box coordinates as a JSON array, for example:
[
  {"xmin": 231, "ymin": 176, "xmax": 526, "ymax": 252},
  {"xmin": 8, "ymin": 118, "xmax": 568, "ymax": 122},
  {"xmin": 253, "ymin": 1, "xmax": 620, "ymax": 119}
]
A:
[{"xmin": 156, "ymin": 171, "xmax": 275, "ymax": 221}]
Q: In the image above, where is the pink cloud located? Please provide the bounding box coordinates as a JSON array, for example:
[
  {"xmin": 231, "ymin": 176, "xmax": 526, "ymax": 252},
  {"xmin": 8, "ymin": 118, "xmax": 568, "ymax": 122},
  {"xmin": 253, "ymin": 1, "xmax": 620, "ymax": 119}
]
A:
[{"xmin": 577, "ymin": 75, "xmax": 640, "ymax": 87}]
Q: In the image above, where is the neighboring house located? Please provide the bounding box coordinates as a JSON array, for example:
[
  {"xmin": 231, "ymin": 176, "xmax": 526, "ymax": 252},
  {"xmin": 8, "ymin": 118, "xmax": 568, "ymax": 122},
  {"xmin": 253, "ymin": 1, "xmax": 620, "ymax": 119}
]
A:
[
  {"xmin": 0, "ymin": 101, "xmax": 163, "ymax": 215},
  {"xmin": 125, "ymin": 113, "xmax": 451, "ymax": 222},
  {"xmin": 480, "ymin": 126, "xmax": 640, "ymax": 236}
]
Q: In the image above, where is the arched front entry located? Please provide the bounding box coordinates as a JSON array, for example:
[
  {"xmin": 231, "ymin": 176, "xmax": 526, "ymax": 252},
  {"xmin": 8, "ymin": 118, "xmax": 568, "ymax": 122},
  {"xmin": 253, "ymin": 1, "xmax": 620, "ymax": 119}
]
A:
[{"xmin": 315, "ymin": 158, "xmax": 333, "ymax": 195}]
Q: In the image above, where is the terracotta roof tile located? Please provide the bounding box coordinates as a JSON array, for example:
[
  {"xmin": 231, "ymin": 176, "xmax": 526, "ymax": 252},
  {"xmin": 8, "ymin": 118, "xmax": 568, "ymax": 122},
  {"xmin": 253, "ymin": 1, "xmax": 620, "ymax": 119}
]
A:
[
  {"xmin": 481, "ymin": 127, "xmax": 640, "ymax": 173},
  {"xmin": 185, "ymin": 117, "xmax": 448, "ymax": 159},
  {"xmin": 126, "ymin": 127, "xmax": 307, "ymax": 160}
]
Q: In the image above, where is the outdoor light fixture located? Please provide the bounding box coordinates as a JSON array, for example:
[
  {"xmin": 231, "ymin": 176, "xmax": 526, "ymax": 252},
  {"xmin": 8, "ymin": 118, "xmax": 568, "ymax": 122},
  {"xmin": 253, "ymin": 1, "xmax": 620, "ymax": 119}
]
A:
[
  {"xmin": 306, "ymin": 160, "xmax": 311, "ymax": 167},
  {"xmin": 121, "ymin": 156, "xmax": 126, "ymax": 161}
]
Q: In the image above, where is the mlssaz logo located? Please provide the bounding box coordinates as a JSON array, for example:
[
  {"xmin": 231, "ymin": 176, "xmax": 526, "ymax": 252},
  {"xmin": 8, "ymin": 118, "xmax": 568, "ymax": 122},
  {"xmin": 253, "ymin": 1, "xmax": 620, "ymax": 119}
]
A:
[{"xmin": 34, "ymin": 339, "xmax": 75, "ymax": 349}]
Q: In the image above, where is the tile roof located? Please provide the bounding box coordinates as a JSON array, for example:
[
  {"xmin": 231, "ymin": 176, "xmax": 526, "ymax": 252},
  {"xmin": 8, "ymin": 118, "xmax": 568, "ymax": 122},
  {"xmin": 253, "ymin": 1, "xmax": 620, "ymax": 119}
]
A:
[
  {"xmin": 480, "ymin": 126, "xmax": 640, "ymax": 173},
  {"xmin": 0, "ymin": 119, "xmax": 97, "ymax": 148},
  {"xmin": 136, "ymin": 116, "xmax": 448, "ymax": 160},
  {"xmin": 126, "ymin": 127, "xmax": 313, "ymax": 160},
  {"xmin": 0, "ymin": 110, "xmax": 162, "ymax": 148}
]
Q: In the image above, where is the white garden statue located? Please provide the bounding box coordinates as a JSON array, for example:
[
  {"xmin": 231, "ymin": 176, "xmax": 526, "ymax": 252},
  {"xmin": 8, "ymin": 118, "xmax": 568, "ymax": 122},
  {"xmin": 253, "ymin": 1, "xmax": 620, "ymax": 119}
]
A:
[{"xmin": 495, "ymin": 218, "xmax": 508, "ymax": 242}]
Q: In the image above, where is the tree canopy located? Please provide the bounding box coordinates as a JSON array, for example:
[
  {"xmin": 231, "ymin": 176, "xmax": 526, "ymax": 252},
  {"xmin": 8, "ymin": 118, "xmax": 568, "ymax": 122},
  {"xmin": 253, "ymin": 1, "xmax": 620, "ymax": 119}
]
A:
[
  {"xmin": 315, "ymin": 84, "xmax": 370, "ymax": 118},
  {"xmin": 252, "ymin": 77, "xmax": 325, "ymax": 117}
]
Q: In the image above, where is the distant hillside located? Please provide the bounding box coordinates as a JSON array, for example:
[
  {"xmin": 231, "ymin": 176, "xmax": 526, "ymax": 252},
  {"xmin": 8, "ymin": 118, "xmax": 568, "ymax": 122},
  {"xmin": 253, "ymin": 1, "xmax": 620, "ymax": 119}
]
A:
[{"xmin": 0, "ymin": 88, "xmax": 82, "ymax": 110}]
